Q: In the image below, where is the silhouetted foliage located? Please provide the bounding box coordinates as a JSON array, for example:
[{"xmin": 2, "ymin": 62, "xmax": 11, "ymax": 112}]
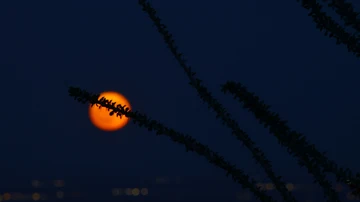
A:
[
  {"xmin": 68, "ymin": 86, "xmax": 276, "ymax": 202},
  {"xmin": 298, "ymin": 0, "xmax": 360, "ymax": 57},
  {"xmin": 221, "ymin": 81, "xmax": 349, "ymax": 201},
  {"xmin": 68, "ymin": 0, "xmax": 360, "ymax": 201},
  {"xmin": 324, "ymin": 0, "xmax": 360, "ymax": 33}
]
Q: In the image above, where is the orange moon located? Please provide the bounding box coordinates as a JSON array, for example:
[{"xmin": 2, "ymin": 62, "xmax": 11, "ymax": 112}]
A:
[{"xmin": 88, "ymin": 91, "xmax": 131, "ymax": 132}]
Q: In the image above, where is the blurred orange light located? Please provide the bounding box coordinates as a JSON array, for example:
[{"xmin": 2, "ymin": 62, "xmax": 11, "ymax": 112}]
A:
[
  {"xmin": 3, "ymin": 193, "xmax": 11, "ymax": 201},
  {"xmin": 265, "ymin": 183, "xmax": 274, "ymax": 190},
  {"xmin": 286, "ymin": 183, "xmax": 295, "ymax": 191},
  {"xmin": 32, "ymin": 193, "xmax": 40, "ymax": 201}
]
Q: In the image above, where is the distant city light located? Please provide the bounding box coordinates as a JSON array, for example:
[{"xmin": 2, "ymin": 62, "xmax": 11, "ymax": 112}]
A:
[
  {"xmin": 286, "ymin": 183, "xmax": 295, "ymax": 191},
  {"xmin": 1, "ymin": 178, "xmax": 353, "ymax": 201},
  {"xmin": 54, "ymin": 180, "xmax": 65, "ymax": 187},
  {"xmin": 32, "ymin": 193, "xmax": 40, "ymax": 201},
  {"xmin": 3, "ymin": 193, "xmax": 11, "ymax": 201},
  {"xmin": 265, "ymin": 183, "xmax": 274, "ymax": 190},
  {"xmin": 132, "ymin": 188, "xmax": 140, "ymax": 196},
  {"xmin": 125, "ymin": 188, "xmax": 132, "ymax": 195},
  {"xmin": 141, "ymin": 188, "xmax": 149, "ymax": 196}
]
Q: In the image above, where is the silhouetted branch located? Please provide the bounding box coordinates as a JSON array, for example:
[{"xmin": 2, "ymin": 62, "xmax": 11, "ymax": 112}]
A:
[
  {"xmin": 222, "ymin": 80, "xmax": 360, "ymax": 201},
  {"xmin": 297, "ymin": 0, "xmax": 360, "ymax": 57},
  {"xmin": 322, "ymin": 0, "xmax": 360, "ymax": 34},
  {"xmin": 66, "ymin": 0, "xmax": 360, "ymax": 201},
  {"xmin": 137, "ymin": 1, "xmax": 297, "ymax": 201},
  {"xmin": 68, "ymin": 86, "xmax": 277, "ymax": 202}
]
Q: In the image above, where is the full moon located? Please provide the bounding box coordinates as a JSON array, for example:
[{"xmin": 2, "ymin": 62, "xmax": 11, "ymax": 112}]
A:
[{"xmin": 88, "ymin": 91, "xmax": 131, "ymax": 132}]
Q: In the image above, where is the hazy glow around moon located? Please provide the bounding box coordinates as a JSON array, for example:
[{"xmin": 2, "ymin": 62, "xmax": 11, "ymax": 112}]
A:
[{"xmin": 88, "ymin": 91, "xmax": 131, "ymax": 132}]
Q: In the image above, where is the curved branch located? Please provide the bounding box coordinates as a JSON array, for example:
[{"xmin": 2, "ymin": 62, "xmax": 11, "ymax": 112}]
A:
[
  {"xmin": 298, "ymin": 0, "xmax": 360, "ymax": 57},
  {"xmin": 221, "ymin": 80, "xmax": 356, "ymax": 201},
  {"xmin": 322, "ymin": 0, "xmax": 360, "ymax": 34},
  {"xmin": 137, "ymin": 1, "xmax": 298, "ymax": 201},
  {"xmin": 68, "ymin": 86, "xmax": 277, "ymax": 202}
]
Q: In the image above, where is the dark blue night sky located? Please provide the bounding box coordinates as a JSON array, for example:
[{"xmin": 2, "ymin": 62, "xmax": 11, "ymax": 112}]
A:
[{"xmin": 1, "ymin": 0, "xmax": 360, "ymax": 201}]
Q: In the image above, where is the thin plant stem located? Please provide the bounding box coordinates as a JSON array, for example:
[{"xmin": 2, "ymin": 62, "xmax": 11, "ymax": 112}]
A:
[
  {"xmin": 68, "ymin": 86, "xmax": 277, "ymax": 202},
  {"xmin": 137, "ymin": 1, "xmax": 297, "ymax": 202}
]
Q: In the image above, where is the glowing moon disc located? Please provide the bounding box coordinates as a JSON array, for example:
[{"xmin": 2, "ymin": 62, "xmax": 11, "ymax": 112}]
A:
[{"xmin": 88, "ymin": 91, "xmax": 131, "ymax": 132}]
